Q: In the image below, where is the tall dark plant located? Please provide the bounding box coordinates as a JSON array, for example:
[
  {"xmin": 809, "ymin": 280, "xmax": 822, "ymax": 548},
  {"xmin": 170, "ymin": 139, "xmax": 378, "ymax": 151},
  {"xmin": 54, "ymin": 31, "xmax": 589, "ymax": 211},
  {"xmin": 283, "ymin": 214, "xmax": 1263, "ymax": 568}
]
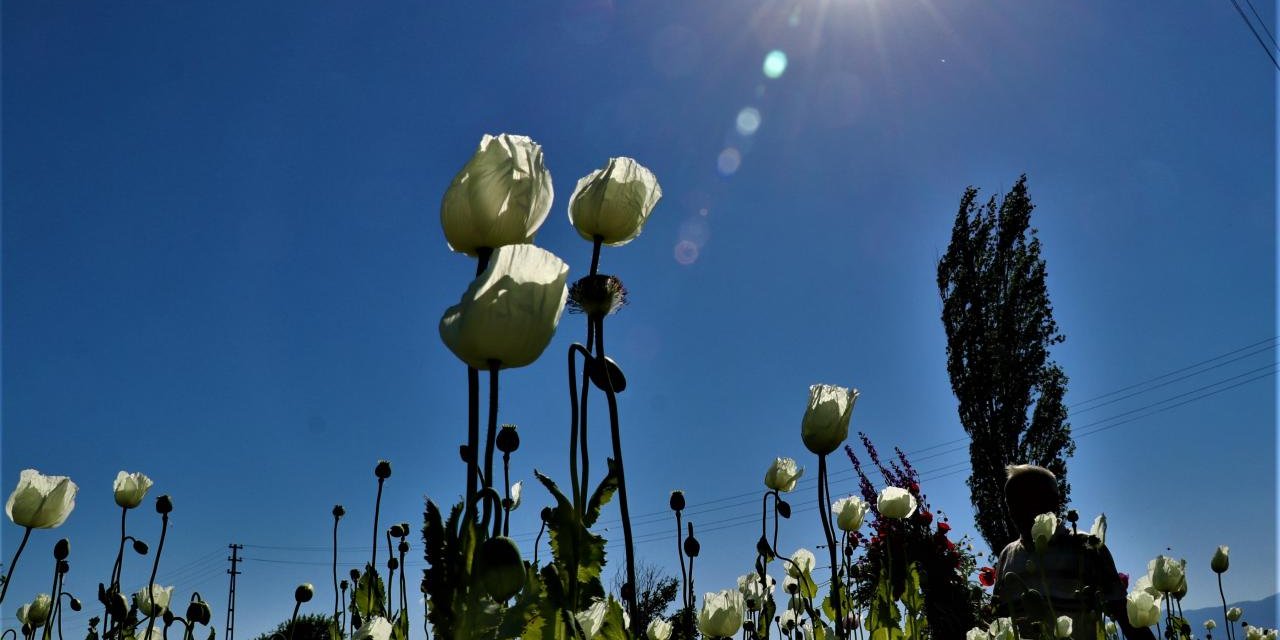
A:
[{"xmin": 936, "ymin": 175, "xmax": 1075, "ymax": 554}]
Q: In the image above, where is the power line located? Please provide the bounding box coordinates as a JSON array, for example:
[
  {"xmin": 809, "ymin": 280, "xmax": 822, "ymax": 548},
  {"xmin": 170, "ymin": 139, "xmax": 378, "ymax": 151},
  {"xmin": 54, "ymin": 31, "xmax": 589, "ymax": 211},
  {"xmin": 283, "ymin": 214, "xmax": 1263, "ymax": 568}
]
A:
[
  {"xmin": 1244, "ymin": 0, "xmax": 1279, "ymax": 52},
  {"xmin": 1227, "ymin": 0, "xmax": 1280, "ymax": 69}
]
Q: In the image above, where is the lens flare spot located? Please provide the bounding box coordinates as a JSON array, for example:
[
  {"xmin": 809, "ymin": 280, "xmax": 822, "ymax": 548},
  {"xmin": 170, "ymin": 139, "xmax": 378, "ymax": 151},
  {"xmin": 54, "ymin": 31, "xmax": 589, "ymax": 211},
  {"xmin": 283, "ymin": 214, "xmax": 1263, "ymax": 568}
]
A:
[
  {"xmin": 674, "ymin": 240, "xmax": 700, "ymax": 265},
  {"xmin": 762, "ymin": 50, "xmax": 788, "ymax": 79},
  {"xmin": 717, "ymin": 147, "xmax": 741, "ymax": 176},
  {"xmin": 735, "ymin": 107, "xmax": 762, "ymax": 136}
]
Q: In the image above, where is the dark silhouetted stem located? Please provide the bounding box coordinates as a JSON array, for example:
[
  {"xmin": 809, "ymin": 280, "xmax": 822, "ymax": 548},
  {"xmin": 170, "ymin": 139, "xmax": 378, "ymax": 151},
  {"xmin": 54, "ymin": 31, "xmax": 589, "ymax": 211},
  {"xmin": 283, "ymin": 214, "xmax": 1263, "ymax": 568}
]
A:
[
  {"xmin": 1218, "ymin": 573, "xmax": 1234, "ymax": 640},
  {"xmin": 675, "ymin": 510, "xmax": 687, "ymax": 609},
  {"xmin": 589, "ymin": 237, "xmax": 603, "ymax": 276},
  {"xmin": 369, "ymin": 478, "xmax": 384, "ymax": 617},
  {"xmin": 331, "ymin": 516, "xmax": 340, "ymax": 632},
  {"xmin": 0, "ymin": 527, "xmax": 32, "ymax": 605},
  {"xmin": 463, "ymin": 250, "xmax": 490, "ymax": 527},
  {"xmin": 595, "ymin": 317, "xmax": 636, "ymax": 631},
  {"xmin": 286, "ymin": 601, "xmax": 301, "ymax": 640},
  {"xmin": 818, "ymin": 456, "xmax": 845, "ymax": 639},
  {"xmin": 144, "ymin": 513, "xmax": 169, "ymax": 640},
  {"xmin": 483, "ymin": 362, "xmax": 500, "ymax": 529}
]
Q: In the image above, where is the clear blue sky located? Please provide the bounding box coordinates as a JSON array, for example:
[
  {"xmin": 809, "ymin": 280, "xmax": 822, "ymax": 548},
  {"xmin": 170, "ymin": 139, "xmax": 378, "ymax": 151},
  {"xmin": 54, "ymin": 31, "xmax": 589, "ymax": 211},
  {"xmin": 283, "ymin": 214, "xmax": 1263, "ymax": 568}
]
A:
[{"xmin": 3, "ymin": 1, "xmax": 1276, "ymax": 637}]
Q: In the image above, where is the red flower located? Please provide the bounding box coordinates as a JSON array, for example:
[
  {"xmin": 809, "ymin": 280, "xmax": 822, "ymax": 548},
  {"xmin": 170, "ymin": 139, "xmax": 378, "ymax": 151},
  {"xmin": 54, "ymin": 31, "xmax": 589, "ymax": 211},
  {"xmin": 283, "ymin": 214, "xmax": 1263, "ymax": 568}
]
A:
[
  {"xmin": 916, "ymin": 510, "xmax": 933, "ymax": 526},
  {"xmin": 978, "ymin": 566, "xmax": 997, "ymax": 587},
  {"xmin": 937, "ymin": 521, "xmax": 951, "ymax": 534}
]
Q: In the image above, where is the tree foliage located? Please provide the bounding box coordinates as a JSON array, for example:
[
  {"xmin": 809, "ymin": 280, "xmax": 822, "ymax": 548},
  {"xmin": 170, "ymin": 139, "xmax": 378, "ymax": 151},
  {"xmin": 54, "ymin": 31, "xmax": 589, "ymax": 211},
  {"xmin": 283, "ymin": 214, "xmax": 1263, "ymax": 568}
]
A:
[
  {"xmin": 610, "ymin": 561, "xmax": 679, "ymax": 634},
  {"xmin": 251, "ymin": 614, "xmax": 341, "ymax": 640},
  {"xmin": 936, "ymin": 175, "xmax": 1075, "ymax": 555}
]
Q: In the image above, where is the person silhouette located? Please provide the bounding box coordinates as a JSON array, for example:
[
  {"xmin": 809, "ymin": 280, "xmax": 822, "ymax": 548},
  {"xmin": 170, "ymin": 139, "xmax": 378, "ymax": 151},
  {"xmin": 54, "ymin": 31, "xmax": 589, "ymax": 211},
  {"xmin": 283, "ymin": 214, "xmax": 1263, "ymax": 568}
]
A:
[{"xmin": 992, "ymin": 465, "xmax": 1156, "ymax": 640}]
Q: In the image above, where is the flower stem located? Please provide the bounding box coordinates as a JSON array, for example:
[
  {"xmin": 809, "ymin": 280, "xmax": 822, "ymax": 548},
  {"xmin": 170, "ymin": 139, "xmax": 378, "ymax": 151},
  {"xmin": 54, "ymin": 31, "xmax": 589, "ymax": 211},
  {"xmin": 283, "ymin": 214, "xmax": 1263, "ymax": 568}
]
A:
[
  {"xmin": 817, "ymin": 456, "xmax": 845, "ymax": 639},
  {"xmin": 675, "ymin": 510, "xmax": 688, "ymax": 610},
  {"xmin": 331, "ymin": 514, "xmax": 340, "ymax": 633},
  {"xmin": 286, "ymin": 601, "xmax": 301, "ymax": 640},
  {"xmin": 369, "ymin": 477, "xmax": 385, "ymax": 617},
  {"xmin": 463, "ymin": 250, "xmax": 490, "ymax": 527},
  {"xmin": 595, "ymin": 317, "xmax": 637, "ymax": 632},
  {"xmin": 0, "ymin": 527, "xmax": 32, "ymax": 605},
  {"xmin": 482, "ymin": 361, "xmax": 500, "ymax": 531},
  {"xmin": 578, "ymin": 324, "xmax": 594, "ymax": 512},
  {"xmin": 589, "ymin": 237, "xmax": 603, "ymax": 276},
  {"xmin": 145, "ymin": 513, "xmax": 169, "ymax": 640},
  {"xmin": 1218, "ymin": 573, "xmax": 1233, "ymax": 640},
  {"xmin": 567, "ymin": 345, "xmax": 583, "ymax": 513}
]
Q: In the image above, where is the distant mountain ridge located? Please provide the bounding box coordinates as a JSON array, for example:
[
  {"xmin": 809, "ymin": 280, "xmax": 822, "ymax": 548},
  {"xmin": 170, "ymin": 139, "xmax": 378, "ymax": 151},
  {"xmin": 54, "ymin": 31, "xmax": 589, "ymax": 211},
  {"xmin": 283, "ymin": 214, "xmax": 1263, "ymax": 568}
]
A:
[{"xmin": 1180, "ymin": 594, "xmax": 1277, "ymax": 632}]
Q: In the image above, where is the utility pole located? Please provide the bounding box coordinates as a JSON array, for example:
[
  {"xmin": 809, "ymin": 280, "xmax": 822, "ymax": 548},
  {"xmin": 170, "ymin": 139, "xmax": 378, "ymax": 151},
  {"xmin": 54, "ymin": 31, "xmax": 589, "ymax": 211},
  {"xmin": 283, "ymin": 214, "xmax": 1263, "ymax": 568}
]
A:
[{"xmin": 226, "ymin": 544, "xmax": 243, "ymax": 640}]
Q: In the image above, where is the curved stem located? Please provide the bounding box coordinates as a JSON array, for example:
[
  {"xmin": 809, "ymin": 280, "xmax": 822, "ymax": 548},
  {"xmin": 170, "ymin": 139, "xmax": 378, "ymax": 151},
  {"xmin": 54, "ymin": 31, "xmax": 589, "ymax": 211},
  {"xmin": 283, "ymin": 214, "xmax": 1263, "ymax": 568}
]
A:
[
  {"xmin": 567, "ymin": 345, "xmax": 583, "ymax": 513},
  {"xmin": 0, "ymin": 527, "xmax": 32, "ymax": 605},
  {"xmin": 369, "ymin": 478, "xmax": 385, "ymax": 617},
  {"xmin": 144, "ymin": 513, "xmax": 169, "ymax": 640},
  {"xmin": 501, "ymin": 453, "xmax": 512, "ymax": 537},
  {"xmin": 1218, "ymin": 573, "xmax": 1233, "ymax": 640},
  {"xmin": 331, "ymin": 515, "xmax": 340, "ymax": 633},
  {"xmin": 595, "ymin": 316, "xmax": 636, "ymax": 632},
  {"xmin": 105, "ymin": 507, "xmax": 129, "ymax": 632},
  {"xmin": 817, "ymin": 456, "xmax": 844, "ymax": 639},
  {"xmin": 483, "ymin": 362, "xmax": 501, "ymax": 532},
  {"xmin": 675, "ymin": 510, "xmax": 687, "ymax": 610},
  {"xmin": 384, "ymin": 530, "xmax": 395, "ymax": 618},
  {"xmin": 578, "ymin": 325, "xmax": 594, "ymax": 512},
  {"xmin": 287, "ymin": 601, "xmax": 301, "ymax": 640}
]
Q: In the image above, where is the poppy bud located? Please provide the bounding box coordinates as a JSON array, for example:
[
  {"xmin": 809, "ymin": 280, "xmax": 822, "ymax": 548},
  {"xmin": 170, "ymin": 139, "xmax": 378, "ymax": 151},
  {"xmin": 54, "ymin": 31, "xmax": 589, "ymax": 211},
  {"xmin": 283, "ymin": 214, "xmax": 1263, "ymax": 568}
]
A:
[
  {"xmin": 187, "ymin": 601, "xmax": 211, "ymax": 626},
  {"xmin": 776, "ymin": 500, "xmax": 791, "ymax": 519},
  {"xmin": 683, "ymin": 533, "xmax": 700, "ymax": 558},
  {"xmin": 69, "ymin": 598, "xmax": 82, "ymax": 612},
  {"xmin": 133, "ymin": 540, "xmax": 149, "ymax": 555},
  {"xmin": 295, "ymin": 584, "xmax": 314, "ymax": 604},
  {"xmin": 389, "ymin": 524, "xmax": 405, "ymax": 538},
  {"xmin": 1212, "ymin": 546, "xmax": 1230, "ymax": 574},
  {"xmin": 398, "ymin": 540, "xmax": 409, "ymax": 554},
  {"xmin": 54, "ymin": 539, "xmax": 70, "ymax": 560},
  {"xmin": 163, "ymin": 609, "xmax": 175, "ymax": 626},
  {"xmin": 339, "ymin": 580, "xmax": 349, "ymax": 591},
  {"xmin": 387, "ymin": 557, "xmax": 399, "ymax": 571},
  {"xmin": 475, "ymin": 537, "xmax": 525, "ymax": 602}
]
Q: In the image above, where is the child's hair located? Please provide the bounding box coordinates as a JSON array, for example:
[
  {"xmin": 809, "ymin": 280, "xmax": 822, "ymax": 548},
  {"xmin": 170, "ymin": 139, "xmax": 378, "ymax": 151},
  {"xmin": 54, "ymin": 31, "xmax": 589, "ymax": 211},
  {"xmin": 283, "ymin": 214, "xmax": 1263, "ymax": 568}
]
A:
[{"xmin": 1004, "ymin": 464, "xmax": 1059, "ymax": 510}]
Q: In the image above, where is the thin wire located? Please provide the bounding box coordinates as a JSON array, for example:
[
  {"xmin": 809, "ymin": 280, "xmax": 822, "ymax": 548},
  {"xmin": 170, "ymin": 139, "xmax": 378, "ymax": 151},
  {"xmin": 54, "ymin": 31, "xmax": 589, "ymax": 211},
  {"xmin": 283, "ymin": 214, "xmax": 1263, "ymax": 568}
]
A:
[
  {"xmin": 1244, "ymin": 0, "xmax": 1279, "ymax": 50},
  {"xmin": 1227, "ymin": 0, "xmax": 1280, "ymax": 69}
]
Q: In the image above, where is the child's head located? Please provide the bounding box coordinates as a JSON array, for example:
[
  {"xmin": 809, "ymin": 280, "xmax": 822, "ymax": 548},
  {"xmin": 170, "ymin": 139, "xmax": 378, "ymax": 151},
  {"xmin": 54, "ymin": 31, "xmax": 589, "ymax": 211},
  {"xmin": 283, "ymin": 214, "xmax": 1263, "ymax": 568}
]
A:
[{"xmin": 1004, "ymin": 464, "xmax": 1060, "ymax": 541}]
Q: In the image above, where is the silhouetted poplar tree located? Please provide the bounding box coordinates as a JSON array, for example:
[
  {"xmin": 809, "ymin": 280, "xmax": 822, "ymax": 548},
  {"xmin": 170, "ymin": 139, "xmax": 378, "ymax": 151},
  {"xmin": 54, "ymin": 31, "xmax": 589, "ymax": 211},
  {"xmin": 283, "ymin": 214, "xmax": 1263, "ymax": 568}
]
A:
[{"xmin": 936, "ymin": 175, "xmax": 1075, "ymax": 555}]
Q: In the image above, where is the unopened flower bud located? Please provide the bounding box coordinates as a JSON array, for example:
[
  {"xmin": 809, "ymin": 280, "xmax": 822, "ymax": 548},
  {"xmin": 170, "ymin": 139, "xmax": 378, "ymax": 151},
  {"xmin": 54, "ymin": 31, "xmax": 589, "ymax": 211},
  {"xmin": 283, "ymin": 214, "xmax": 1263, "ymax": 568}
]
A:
[
  {"xmin": 776, "ymin": 499, "xmax": 791, "ymax": 519},
  {"xmin": 349, "ymin": 569, "xmax": 361, "ymax": 583},
  {"xmin": 398, "ymin": 540, "xmax": 409, "ymax": 554},
  {"xmin": 54, "ymin": 539, "xmax": 70, "ymax": 560},
  {"xmin": 540, "ymin": 507, "xmax": 553, "ymax": 523},
  {"xmin": 683, "ymin": 533, "xmax": 700, "ymax": 558},
  {"xmin": 475, "ymin": 537, "xmax": 525, "ymax": 602},
  {"xmin": 339, "ymin": 580, "xmax": 349, "ymax": 591},
  {"xmin": 496, "ymin": 425, "xmax": 520, "ymax": 454},
  {"xmin": 387, "ymin": 558, "xmax": 399, "ymax": 571},
  {"xmin": 187, "ymin": 601, "xmax": 211, "ymax": 626},
  {"xmin": 374, "ymin": 460, "xmax": 392, "ymax": 479},
  {"xmin": 669, "ymin": 491, "xmax": 686, "ymax": 512},
  {"xmin": 1212, "ymin": 545, "xmax": 1230, "ymax": 574},
  {"xmin": 69, "ymin": 597, "xmax": 82, "ymax": 612},
  {"xmin": 295, "ymin": 583, "xmax": 314, "ymax": 603},
  {"xmin": 459, "ymin": 445, "xmax": 471, "ymax": 463},
  {"xmin": 133, "ymin": 540, "xmax": 149, "ymax": 555},
  {"xmin": 155, "ymin": 495, "xmax": 173, "ymax": 514},
  {"xmin": 163, "ymin": 609, "xmax": 175, "ymax": 626},
  {"xmin": 389, "ymin": 524, "xmax": 405, "ymax": 538},
  {"xmin": 1066, "ymin": 509, "xmax": 1079, "ymax": 523}
]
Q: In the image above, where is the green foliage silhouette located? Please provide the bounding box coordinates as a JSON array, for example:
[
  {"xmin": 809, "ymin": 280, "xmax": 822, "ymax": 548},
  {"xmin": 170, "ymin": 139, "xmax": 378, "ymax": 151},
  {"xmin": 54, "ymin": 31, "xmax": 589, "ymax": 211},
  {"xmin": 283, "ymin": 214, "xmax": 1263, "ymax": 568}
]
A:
[{"xmin": 937, "ymin": 175, "xmax": 1075, "ymax": 555}]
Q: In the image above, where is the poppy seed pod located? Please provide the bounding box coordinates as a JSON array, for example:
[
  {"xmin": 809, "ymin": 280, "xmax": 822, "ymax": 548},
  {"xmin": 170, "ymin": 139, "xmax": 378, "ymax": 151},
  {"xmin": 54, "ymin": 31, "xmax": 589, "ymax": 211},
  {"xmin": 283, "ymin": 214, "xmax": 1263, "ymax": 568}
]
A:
[
  {"xmin": 496, "ymin": 425, "xmax": 520, "ymax": 454},
  {"xmin": 669, "ymin": 491, "xmax": 686, "ymax": 512},
  {"xmin": 386, "ymin": 558, "xmax": 399, "ymax": 571},
  {"xmin": 398, "ymin": 540, "xmax": 409, "ymax": 554},
  {"xmin": 349, "ymin": 569, "xmax": 361, "ymax": 582},
  {"xmin": 295, "ymin": 584, "xmax": 314, "ymax": 603},
  {"xmin": 339, "ymin": 580, "xmax": 349, "ymax": 591},
  {"xmin": 54, "ymin": 538, "xmax": 70, "ymax": 560},
  {"xmin": 374, "ymin": 460, "xmax": 392, "ymax": 480},
  {"xmin": 154, "ymin": 495, "xmax": 173, "ymax": 515},
  {"xmin": 333, "ymin": 505, "xmax": 345, "ymax": 518},
  {"xmin": 389, "ymin": 524, "xmax": 405, "ymax": 538}
]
